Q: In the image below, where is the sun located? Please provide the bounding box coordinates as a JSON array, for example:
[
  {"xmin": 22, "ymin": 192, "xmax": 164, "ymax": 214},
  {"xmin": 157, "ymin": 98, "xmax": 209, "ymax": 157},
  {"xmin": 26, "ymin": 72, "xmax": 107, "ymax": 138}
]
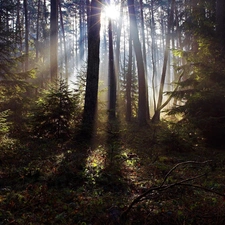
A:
[{"xmin": 102, "ymin": 3, "xmax": 120, "ymax": 20}]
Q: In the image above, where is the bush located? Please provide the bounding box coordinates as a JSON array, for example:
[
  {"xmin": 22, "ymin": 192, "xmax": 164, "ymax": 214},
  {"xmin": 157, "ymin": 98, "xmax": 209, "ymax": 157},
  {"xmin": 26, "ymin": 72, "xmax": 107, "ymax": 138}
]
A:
[{"xmin": 31, "ymin": 79, "xmax": 80, "ymax": 141}]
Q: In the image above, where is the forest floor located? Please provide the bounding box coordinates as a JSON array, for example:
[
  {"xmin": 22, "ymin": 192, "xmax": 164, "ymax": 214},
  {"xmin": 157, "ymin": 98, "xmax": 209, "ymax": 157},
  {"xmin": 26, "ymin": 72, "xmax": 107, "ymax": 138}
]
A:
[{"xmin": 1, "ymin": 121, "xmax": 225, "ymax": 224}]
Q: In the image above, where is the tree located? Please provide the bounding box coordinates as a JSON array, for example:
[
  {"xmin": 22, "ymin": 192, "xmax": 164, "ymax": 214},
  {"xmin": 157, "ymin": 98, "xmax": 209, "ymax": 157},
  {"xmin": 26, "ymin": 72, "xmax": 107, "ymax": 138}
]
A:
[
  {"xmin": 82, "ymin": 0, "xmax": 102, "ymax": 136},
  {"xmin": 126, "ymin": 28, "xmax": 133, "ymax": 122},
  {"xmin": 31, "ymin": 80, "xmax": 77, "ymax": 141},
  {"xmin": 108, "ymin": 18, "xmax": 116, "ymax": 120},
  {"xmin": 59, "ymin": 0, "xmax": 69, "ymax": 82},
  {"xmin": 50, "ymin": 0, "xmax": 58, "ymax": 82},
  {"xmin": 216, "ymin": 0, "xmax": 225, "ymax": 54},
  {"xmin": 23, "ymin": 0, "xmax": 29, "ymax": 71},
  {"xmin": 140, "ymin": 0, "xmax": 150, "ymax": 119},
  {"xmin": 168, "ymin": 0, "xmax": 225, "ymax": 146},
  {"xmin": 152, "ymin": 0, "xmax": 175, "ymax": 123},
  {"xmin": 127, "ymin": 0, "xmax": 147, "ymax": 126}
]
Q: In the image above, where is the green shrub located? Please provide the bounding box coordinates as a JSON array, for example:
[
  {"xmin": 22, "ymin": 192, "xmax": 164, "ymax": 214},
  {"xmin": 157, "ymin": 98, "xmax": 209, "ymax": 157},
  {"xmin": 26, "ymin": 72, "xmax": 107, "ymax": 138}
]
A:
[{"xmin": 31, "ymin": 79, "xmax": 80, "ymax": 141}]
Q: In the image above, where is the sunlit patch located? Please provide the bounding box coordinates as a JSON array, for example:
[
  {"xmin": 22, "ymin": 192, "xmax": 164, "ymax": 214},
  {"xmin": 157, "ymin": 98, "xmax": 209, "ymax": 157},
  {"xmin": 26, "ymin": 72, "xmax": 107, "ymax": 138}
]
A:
[
  {"xmin": 85, "ymin": 146, "xmax": 106, "ymax": 184},
  {"xmin": 55, "ymin": 153, "xmax": 65, "ymax": 164}
]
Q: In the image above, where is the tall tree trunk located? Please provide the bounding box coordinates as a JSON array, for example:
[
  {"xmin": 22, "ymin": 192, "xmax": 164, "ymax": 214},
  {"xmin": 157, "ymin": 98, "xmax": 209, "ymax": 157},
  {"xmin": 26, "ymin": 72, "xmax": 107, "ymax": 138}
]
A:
[
  {"xmin": 152, "ymin": 0, "xmax": 175, "ymax": 123},
  {"xmin": 23, "ymin": 0, "xmax": 29, "ymax": 71},
  {"xmin": 50, "ymin": 0, "xmax": 58, "ymax": 82},
  {"xmin": 127, "ymin": 0, "xmax": 147, "ymax": 126},
  {"xmin": 149, "ymin": 2, "xmax": 157, "ymax": 113},
  {"xmin": 216, "ymin": 0, "xmax": 225, "ymax": 54},
  {"xmin": 59, "ymin": 0, "xmax": 69, "ymax": 83},
  {"xmin": 115, "ymin": 5, "xmax": 123, "ymax": 95},
  {"xmin": 82, "ymin": 0, "xmax": 101, "ymax": 136},
  {"xmin": 140, "ymin": 0, "xmax": 150, "ymax": 119},
  {"xmin": 36, "ymin": 0, "xmax": 41, "ymax": 61},
  {"xmin": 126, "ymin": 28, "xmax": 132, "ymax": 122},
  {"xmin": 108, "ymin": 18, "xmax": 116, "ymax": 120},
  {"xmin": 16, "ymin": 0, "xmax": 23, "ymax": 54},
  {"xmin": 79, "ymin": 0, "xmax": 85, "ymax": 63}
]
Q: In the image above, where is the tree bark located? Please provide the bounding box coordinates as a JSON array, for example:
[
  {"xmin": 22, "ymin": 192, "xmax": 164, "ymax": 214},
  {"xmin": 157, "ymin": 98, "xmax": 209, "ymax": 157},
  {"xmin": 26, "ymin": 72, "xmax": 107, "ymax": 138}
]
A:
[
  {"xmin": 127, "ymin": 0, "xmax": 147, "ymax": 126},
  {"xmin": 23, "ymin": 0, "xmax": 29, "ymax": 71},
  {"xmin": 59, "ymin": 0, "xmax": 69, "ymax": 83},
  {"xmin": 126, "ymin": 28, "xmax": 132, "ymax": 122},
  {"xmin": 140, "ymin": 0, "xmax": 150, "ymax": 120},
  {"xmin": 50, "ymin": 0, "xmax": 58, "ymax": 82},
  {"xmin": 82, "ymin": 0, "xmax": 101, "ymax": 135},
  {"xmin": 108, "ymin": 18, "xmax": 116, "ymax": 120},
  {"xmin": 216, "ymin": 0, "xmax": 225, "ymax": 54},
  {"xmin": 36, "ymin": 0, "xmax": 41, "ymax": 61},
  {"xmin": 152, "ymin": 0, "xmax": 175, "ymax": 123}
]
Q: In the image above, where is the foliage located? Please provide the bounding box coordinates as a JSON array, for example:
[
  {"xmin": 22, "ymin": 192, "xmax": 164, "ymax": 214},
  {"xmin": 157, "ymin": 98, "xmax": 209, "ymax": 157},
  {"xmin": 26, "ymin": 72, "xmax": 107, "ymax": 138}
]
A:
[
  {"xmin": 0, "ymin": 3, "xmax": 37, "ymax": 139},
  {"xmin": 156, "ymin": 120, "xmax": 203, "ymax": 152},
  {"xmin": 73, "ymin": 63, "xmax": 87, "ymax": 108},
  {"xmin": 0, "ymin": 72, "xmax": 37, "ymax": 139},
  {"xmin": 1, "ymin": 124, "xmax": 225, "ymax": 225},
  {"xmin": 31, "ymin": 79, "xmax": 81, "ymax": 141},
  {"xmin": 169, "ymin": 32, "xmax": 225, "ymax": 147},
  {"xmin": 0, "ymin": 110, "xmax": 10, "ymax": 141}
]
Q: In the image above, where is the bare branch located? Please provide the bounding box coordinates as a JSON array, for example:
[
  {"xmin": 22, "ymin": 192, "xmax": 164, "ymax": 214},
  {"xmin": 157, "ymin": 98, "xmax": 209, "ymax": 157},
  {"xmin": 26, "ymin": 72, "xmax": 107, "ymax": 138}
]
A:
[
  {"xmin": 160, "ymin": 160, "xmax": 212, "ymax": 187},
  {"xmin": 121, "ymin": 160, "xmax": 213, "ymax": 220}
]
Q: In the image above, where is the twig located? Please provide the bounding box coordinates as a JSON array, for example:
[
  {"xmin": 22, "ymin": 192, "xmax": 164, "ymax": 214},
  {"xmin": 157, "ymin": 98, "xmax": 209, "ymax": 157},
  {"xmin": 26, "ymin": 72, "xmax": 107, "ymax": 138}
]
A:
[
  {"xmin": 178, "ymin": 183, "xmax": 225, "ymax": 198},
  {"xmin": 160, "ymin": 160, "xmax": 212, "ymax": 187},
  {"xmin": 121, "ymin": 160, "xmax": 212, "ymax": 220}
]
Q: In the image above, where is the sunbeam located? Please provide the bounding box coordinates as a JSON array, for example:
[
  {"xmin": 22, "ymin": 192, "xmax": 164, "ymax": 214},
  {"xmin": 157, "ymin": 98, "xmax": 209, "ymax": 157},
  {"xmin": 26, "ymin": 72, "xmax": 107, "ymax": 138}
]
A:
[{"xmin": 102, "ymin": 2, "xmax": 120, "ymax": 21}]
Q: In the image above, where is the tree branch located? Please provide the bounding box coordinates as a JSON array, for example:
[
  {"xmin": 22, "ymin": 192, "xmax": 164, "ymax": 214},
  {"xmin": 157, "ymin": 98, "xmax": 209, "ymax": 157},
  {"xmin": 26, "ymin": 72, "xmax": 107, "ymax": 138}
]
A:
[{"xmin": 121, "ymin": 160, "xmax": 213, "ymax": 220}]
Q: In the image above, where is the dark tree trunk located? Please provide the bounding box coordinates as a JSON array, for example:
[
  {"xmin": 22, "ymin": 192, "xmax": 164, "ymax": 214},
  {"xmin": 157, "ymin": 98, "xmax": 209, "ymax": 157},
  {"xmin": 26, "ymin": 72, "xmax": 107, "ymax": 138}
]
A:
[
  {"xmin": 140, "ymin": 0, "xmax": 150, "ymax": 120},
  {"xmin": 127, "ymin": 0, "xmax": 147, "ymax": 126},
  {"xmin": 23, "ymin": 0, "xmax": 29, "ymax": 71},
  {"xmin": 36, "ymin": 0, "xmax": 41, "ymax": 61},
  {"xmin": 59, "ymin": 0, "xmax": 68, "ymax": 83},
  {"xmin": 126, "ymin": 28, "xmax": 132, "ymax": 122},
  {"xmin": 115, "ymin": 4, "xmax": 123, "ymax": 92},
  {"xmin": 108, "ymin": 18, "xmax": 116, "ymax": 120},
  {"xmin": 50, "ymin": 0, "xmax": 58, "ymax": 82},
  {"xmin": 216, "ymin": 0, "xmax": 225, "ymax": 53},
  {"xmin": 82, "ymin": 0, "xmax": 101, "ymax": 136}
]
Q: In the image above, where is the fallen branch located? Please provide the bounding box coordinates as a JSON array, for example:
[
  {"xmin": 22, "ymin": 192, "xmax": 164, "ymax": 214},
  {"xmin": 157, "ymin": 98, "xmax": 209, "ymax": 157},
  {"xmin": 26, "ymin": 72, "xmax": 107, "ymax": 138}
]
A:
[
  {"xmin": 120, "ymin": 160, "xmax": 221, "ymax": 220},
  {"xmin": 160, "ymin": 160, "xmax": 212, "ymax": 187}
]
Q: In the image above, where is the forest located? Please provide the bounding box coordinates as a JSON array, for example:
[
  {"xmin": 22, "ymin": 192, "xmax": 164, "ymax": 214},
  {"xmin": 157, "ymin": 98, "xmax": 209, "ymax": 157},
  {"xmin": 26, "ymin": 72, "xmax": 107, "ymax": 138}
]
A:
[{"xmin": 1, "ymin": 0, "xmax": 225, "ymax": 224}]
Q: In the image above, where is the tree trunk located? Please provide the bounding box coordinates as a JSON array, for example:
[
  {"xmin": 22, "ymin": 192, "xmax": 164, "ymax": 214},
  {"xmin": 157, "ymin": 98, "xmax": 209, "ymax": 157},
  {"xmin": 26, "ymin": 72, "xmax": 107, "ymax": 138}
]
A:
[
  {"xmin": 216, "ymin": 0, "xmax": 225, "ymax": 54},
  {"xmin": 36, "ymin": 0, "xmax": 41, "ymax": 61},
  {"xmin": 50, "ymin": 0, "xmax": 58, "ymax": 82},
  {"xmin": 127, "ymin": 0, "xmax": 147, "ymax": 126},
  {"xmin": 140, "ymin": 0, "xmax": 150, "ymax": 120},
  {"xmin": 59, "ymin": 0, "xmax": 69, "ymax": 83},
  {"xmin": 23, "ymin": 0, "xmax": 29, "ymax": 71},
  {"xmin": 152, "ymin": 0, "xmax": 175, "ymax": 123},
  {"xmin": 82, "ymin": 0, "xmax": 101, "ymax": 135},
  {"xmin": 126, "ymin": 28, "xmax": 132, "ymax": 122},
  {"xmin": 108, "ymin": 18, "xmax": 116, "ymax": 120}
]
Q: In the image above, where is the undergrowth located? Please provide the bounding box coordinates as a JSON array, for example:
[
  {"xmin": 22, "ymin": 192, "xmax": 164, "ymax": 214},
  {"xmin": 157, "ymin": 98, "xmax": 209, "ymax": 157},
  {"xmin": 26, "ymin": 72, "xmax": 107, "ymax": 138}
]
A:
[{"xmin": 0, "ymin": 122, "xmax": 225, "ymax": 224}]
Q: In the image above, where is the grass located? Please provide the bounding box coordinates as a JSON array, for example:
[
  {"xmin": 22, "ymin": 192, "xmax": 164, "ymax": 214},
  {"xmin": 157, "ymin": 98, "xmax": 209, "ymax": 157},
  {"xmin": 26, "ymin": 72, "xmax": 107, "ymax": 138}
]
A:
[{"xmin": 1, "ymin": 121, "xmax": 225, "ymax": 224}]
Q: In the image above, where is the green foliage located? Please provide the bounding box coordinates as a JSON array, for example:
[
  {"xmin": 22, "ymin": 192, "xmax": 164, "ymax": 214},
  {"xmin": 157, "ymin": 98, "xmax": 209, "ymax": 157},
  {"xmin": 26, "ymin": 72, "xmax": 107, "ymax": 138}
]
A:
[
  {"xmin": 31, "ymin": 79, "xmax": 80, "ymax": 141},
  {"xmin": 169, "ymin": 36, "xmax": 225, "ymax": 146},
  {"xmin": 0, "ymin": 110, "xmax": 10, "ymax": 138},
  {"xmin": 0, "ymin": 5, "xmax": 37, "ymax": 139},
  {"xmin": 73, "ymin": 64, "xmax": 87, "ymax": 107},
  {"xmin": 1, "ymin": 123, "xmax": 225, "ymax": 225},
  {"xmin": 157, "ymin": 121, "xmax": 203, "ymax": 152},
  {"xmin": 0, "ymin": 79, "xmax": 36, "ymax": 139}
]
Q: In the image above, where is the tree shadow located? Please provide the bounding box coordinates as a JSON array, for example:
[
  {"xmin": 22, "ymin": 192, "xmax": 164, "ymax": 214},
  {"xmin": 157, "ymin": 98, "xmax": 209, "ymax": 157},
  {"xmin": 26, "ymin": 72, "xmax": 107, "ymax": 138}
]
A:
[{"xmin": 96, "ymin": 117, "xmax": 129, "ymax": 194}]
